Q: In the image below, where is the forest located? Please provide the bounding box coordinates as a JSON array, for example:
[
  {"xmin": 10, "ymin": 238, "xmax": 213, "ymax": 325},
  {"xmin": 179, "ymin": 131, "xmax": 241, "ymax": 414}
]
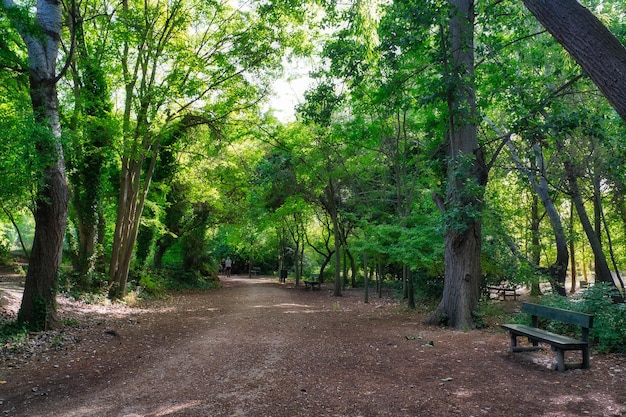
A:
[{"xmin": 1, "ymin": 0, "xmax": 625, "ymax": 340}]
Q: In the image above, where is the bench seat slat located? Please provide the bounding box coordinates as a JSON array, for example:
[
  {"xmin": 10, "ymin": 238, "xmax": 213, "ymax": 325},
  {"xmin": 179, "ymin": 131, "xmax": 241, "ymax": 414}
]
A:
[{"xmin": 501, "ymin": 324, "xmax": 587, "ymax": 349}]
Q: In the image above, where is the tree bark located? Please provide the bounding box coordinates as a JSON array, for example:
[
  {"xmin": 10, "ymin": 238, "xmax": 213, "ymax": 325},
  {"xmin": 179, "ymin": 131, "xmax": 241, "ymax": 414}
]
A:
[
  {"xmin": 5, "ymin": 0, "xmax": 70, "ymax": 329},
  {"xmin": 529, "ymin": 193, "xmax": 542, "ymax": 296},
  {"xmin": 522, "ymin": 0, "xmax": 626, "ymax": 123},
  {"xmin": 569, "ymin": 200, "xmax": 577, "ymax": 294},
  {"xmin": 560, "ymin": 149, "xmax": 616, "ymax": 288},
  {"xmin": 68, "ymin": 12, "xmax": 111, "ymax": 278},
  {"xmin": 506, "ymin": 138, "xmax": 568, "ymax": 295},
  {"xmin": 429, "ymin": 0, "xmax": 485, "ymax": 329}
]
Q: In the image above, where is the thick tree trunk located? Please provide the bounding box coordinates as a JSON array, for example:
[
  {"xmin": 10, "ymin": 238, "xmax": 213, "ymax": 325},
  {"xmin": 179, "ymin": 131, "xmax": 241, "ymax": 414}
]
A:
[
  {"xmin": 429, "ymin": 0, "xmax": 485, "ymax": 329},
  {"xmin": 10, "ymin": 0, "xmax": 70, "ymax": 329},
  {"xmin": 522, "ymin": 0, "xmax": 626, "ymax": 123}
]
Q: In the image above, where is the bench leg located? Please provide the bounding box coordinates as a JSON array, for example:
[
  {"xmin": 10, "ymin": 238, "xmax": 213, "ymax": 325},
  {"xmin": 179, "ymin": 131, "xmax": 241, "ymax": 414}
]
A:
[
  {"xmin": 555, "ymin": 349, "xmax": 566, "ymax": 372},
  {"xmin": 582, "ymin": 346, "xmax": 590, "ymax": 369},
  {"xmin": 509, "ymin": 332, "xmax": 517, "ymax": 352}
]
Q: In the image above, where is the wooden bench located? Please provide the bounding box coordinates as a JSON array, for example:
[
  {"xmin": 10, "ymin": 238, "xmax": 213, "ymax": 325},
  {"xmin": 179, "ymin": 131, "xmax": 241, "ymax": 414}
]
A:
[
  {"xmin": 304, "ymin": 274, "xmax": 320, "ymax": 290},
  {"xmin": 501, "ymin": 302, "xmax": 594, "ymax": 371},
  {"xmin": 487, "ymin": 285, "xmax": 519, "ymax": 300},
  {"xmin": 250, "ymin": 267, "xmax": 261, "ymax": 276}
]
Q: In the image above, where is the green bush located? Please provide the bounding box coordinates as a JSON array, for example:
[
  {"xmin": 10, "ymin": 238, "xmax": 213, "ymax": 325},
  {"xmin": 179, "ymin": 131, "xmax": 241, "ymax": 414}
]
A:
[
  {"xmin": 139, "ymin": 272, "xmax": 167, "ymax": 298},
  {"xmin": 413, "ymin": 270, "xmax": 444, "ymax": 301},
  {"xmin": 0, "ymin": 320, "xmax": 29, "ymax": 346},
  {"xmin": 58, "ymin": 269, "xmax": 109, "ymax": 302},
  {"xmin": 534, "ymin": 284, "xmax": 626, "ymax": 354}
]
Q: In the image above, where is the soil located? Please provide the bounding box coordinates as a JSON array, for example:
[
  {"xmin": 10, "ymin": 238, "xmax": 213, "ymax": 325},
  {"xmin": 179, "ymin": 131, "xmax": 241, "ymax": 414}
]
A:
[{"xmin": 1, "ymin": 272, "xmax": 625, "ymax": 417}]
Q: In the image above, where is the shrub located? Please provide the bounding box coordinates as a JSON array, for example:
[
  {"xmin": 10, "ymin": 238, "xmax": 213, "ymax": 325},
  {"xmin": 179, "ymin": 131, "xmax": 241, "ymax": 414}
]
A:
[{"xmin": 536, "ymin": 284, "xmax": 626, "ymax": 354}]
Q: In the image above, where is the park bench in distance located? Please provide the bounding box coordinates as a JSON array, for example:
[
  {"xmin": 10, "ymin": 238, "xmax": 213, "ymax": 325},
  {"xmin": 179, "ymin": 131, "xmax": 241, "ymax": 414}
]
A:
[
  {"xmin": 487, "ymin": 283, "xmax": 519, "ymax": 300},
  {"xmin": 502, "ymin": 302, "xmax": 594, "ymax": 372},
  {"xmin": 304, "ymin": 274, "xmax": 321, "ymax": 290}
]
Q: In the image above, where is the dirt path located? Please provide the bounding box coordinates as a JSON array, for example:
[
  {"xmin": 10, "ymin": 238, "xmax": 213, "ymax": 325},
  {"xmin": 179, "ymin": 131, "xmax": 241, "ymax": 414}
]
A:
[{"xmin": 1, "ymin": 276, "xmax": 625, "ymax": 417}]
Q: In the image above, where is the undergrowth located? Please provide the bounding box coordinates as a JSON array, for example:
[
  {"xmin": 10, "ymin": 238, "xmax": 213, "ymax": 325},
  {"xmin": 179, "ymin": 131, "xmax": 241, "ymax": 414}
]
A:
[{"xmin": 514, "ymin": 283, "xmax": 626, "ymax": 354}]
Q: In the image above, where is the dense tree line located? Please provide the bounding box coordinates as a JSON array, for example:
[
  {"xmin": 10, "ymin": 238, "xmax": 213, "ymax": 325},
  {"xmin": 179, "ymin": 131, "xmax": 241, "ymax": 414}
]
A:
[{"xmin": 1, "ymin": 0, "xmax": 625, "ymax": 331}]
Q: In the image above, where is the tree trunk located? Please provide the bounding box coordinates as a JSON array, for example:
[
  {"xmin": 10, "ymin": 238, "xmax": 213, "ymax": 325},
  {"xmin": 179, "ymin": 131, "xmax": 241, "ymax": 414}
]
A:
[
  {"xmin": 429, "ymin": 0, "xmax": 485, "ymax": 329},
  {"xmin": 507, "ymin": 139, "xmax": 568, "ymax": 295},
  {"xmin": 67, "ymin": 12, "xmax": 112, "ymax": 278},
  {"xmin": 332, "ymin": 215, "xmax": 342, "ymax": 297},
  {"xmin": 109, "ymin": 149, "xmax": 158, "ymax": 298},
  {"xmin": 363, "ymin": 252, "xmax": 369, "ymax": 304},
  {"xmin": 522, "ymin": 0, "xmax": 626, "ymax": 123},
  {"xmin": 561, "ymin": 152, "xmax": 617, "ymax": 291},
  {"xmin": 569, "ymin": 200, "xmax": 577, "ymax": 294},
  {"xmin": 407, "ymin": 269, "xmax": 415, "ymax": 309},
  {"xmin": 348, "ymin": 249, "xmax": 356, "ymax": 288},
  {"xmin": 530, "ymin": 193, "xmax": 542, "ymax": 296},
  {"xmin": 9, "ymin": 0, "xmax": 70, "ymax": 329}
]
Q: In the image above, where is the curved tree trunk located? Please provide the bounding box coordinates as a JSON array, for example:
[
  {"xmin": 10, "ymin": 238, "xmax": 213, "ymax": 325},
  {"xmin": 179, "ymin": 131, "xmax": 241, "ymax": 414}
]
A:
[
  {"xmin": 506, "ymin": 138, "xmax": 568, "ymax": 295},
  {"xmin": 522, "ymin": 0, "xmax": 626, "ymax": 123}
]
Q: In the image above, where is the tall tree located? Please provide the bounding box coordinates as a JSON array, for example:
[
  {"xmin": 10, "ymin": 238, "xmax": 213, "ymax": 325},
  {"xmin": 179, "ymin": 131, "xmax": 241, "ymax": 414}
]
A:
[
  {"xmin": 2, "ymin": 0, "xmax": 70, "ymax": 328},
  {"xmin": 107, "ymin": 0, "xmax": 312, "ymax": 297},
  {"xmin": 66, "ymin": 3, "xmax": 115, "ymax": 280},
  {"xmin": 430, "ymin": 0, "xmax": 487, "ymax": 329}
]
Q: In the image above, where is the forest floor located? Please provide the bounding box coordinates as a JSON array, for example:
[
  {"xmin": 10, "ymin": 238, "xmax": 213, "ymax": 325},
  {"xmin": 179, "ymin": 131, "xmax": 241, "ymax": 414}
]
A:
[{"xmin": 0, "ymin": 269, "xmax": 625, "ymax": 417}]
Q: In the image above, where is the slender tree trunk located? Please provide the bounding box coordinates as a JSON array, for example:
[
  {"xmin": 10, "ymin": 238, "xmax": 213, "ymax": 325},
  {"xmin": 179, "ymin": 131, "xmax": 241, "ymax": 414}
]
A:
[
  {"xmin": 530, "ymin": 193, "xmax": 542, "ymax": 295},
  {"xmin": 363, "ymin": 252, "xmax": 369, "ymax": 304},
  {"xmin": 109, "ymin": 147, "xmax": 158, "ymax": 298},
  {"xmin": 507, "ymin": 139, "xmax": 568, "ymax": 295},
  {"xmin": 592, "ymin": 173, "xmax": 602, "ymax": 246},
  {"xmin": 569, "ymin": 200, "xmax": 577, "ymax": 294},
  {"xmin": 407, "ymin": 269, "xmax": 415, "ymax": 309},
  {"xmin": 7, "ymin": 0, "xmax": 71, "ymax": 329},
  {"xmin": 323, "ymin": 180, "xmax": 343, "ymax": 297},
  {"xmin": 581, "ymin": 244, "xmax": 588, "ymax": 283},
  {"xmin": 561, "ymin": 153, "xmax": 617, "ymax": 292},
  {"xmin": 522, "ymin": 0, "xmax": 626, "ymax": 123},
  {"xmin": 377, "ymin": 264, "xmax": 382, "ymax": 299},
  {"xmin": 347, "ymin": 249, "xmax": 356, "ymax": 288},
  {"xmin": 332, "ymin": 216, "xmax": 341, "ymax": 296},
  {"xmin": 429, "ymin": 0, "xmax": 485, "ymax": 329},
  {"xmin": 342, "ymin": 248, "xmax": 348, "ymax": 290}
]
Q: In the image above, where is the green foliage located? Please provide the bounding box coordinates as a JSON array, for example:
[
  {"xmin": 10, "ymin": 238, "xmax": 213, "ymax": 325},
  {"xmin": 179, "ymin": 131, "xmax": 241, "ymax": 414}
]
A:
[
  {"xmin": 0, "ymin": 235, "xmax": 12, "ymax": 266},
  {"xmin": 0, "ymin": 319, "xmax": 29, "ymax": 347},
  {"xmin": 58, "ymin": 269, "xmax": 109, "ymax": 301},
  {"xmin": 413, "ymin": 269, "xmax": 444, "ymax": 302},
  {"xmin": 475, "ymin": 301, "xmax": 508, "ymax": 330},
  {"xmin": 523, "ymin": 284, "xmax": 626, "ymax": 354},
  {"xmin": 138, "ymin": 272, "xmax": 166, "ymax": 298}
]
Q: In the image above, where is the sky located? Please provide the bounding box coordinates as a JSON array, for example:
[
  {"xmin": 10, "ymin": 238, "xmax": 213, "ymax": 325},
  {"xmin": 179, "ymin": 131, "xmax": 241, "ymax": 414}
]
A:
[{"xmin": 267, "ymin": 57, "xmax": 315, "ymax": 122}]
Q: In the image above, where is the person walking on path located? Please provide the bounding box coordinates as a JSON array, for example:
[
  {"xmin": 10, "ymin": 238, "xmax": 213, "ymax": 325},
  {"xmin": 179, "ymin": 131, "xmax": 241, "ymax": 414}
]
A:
[{"xmin": 225, "ymin": 256, "xmax": 232, "ymax": 277}]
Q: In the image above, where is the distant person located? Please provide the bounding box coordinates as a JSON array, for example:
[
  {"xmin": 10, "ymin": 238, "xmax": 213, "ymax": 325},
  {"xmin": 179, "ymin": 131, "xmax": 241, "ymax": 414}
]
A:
[
  {"xmin": 220, "ymin": 258, "xmax": 225, "ymax": 274},
  {"xmin": 225, "ymin": 256, "xmax": 232, "ymax": 277}
]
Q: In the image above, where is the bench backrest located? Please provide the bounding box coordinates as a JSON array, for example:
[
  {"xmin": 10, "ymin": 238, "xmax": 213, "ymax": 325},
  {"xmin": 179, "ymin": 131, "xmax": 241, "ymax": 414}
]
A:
[{"xmin": 522, "ymin": 302, "xmax": 593, "ymax": 329}]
